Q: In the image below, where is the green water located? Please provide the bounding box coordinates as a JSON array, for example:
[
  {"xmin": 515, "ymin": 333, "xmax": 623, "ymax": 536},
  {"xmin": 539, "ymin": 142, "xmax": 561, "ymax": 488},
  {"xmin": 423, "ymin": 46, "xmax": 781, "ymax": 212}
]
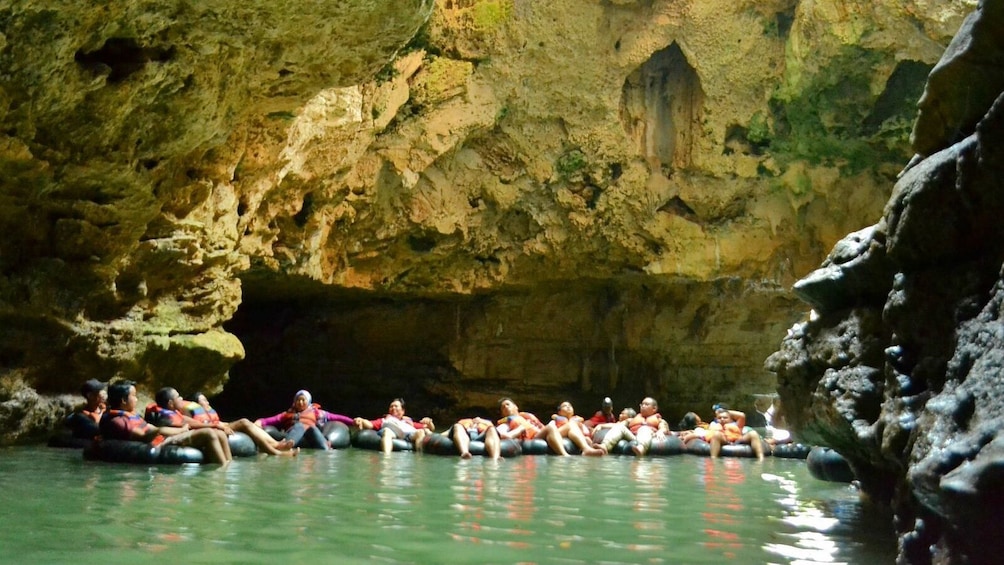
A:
[{"xmin": 0, "ymin": 446, "xmax": 895, "ymax": 564}]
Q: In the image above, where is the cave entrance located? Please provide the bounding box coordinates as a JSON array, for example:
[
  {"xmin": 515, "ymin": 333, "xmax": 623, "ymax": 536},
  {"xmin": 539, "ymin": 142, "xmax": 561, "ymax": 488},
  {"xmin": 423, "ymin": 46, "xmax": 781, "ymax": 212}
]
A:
[
  {"xmin": 214, "ymin": 276, "xmax": 795, "ymax": 426},
  {"xmin": 620, "ymin": 42, "xmax": 705, "ymax": 174}
]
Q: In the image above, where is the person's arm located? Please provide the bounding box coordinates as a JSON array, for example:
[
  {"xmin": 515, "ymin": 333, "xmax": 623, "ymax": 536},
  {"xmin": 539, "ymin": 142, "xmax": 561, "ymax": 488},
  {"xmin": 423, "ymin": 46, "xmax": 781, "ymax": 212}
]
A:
[
  {"xmin": 729, "ymin": 410, "xmax": 747, "ymax": 429},
  {"xmin": 355, "ymin": 417, "xmax": 380, "ymax": 430},
  {"xmin": 416, "ymin": 417, "xmax": 435, "ymax": 432},
  {"xmin": 321, "ymin": 411, "xmax": 355, "ymax": 426},
  {"xmin": 496, "ymin": 422, "xmax": 521, "ymax": 440},
  {"xmin": 254, "ymin": 413, "xmax": 284, "ymax": 428}
]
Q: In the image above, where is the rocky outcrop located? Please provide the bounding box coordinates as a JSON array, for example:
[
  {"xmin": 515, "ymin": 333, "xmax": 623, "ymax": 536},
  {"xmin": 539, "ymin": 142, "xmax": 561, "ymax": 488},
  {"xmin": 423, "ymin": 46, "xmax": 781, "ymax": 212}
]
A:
[
  {"xmin": 0, "ymin": 0, "xmax": 974, "ymax": 444},
  {"xmin": 766, "ymin": 2, "xmax": 1004, "ymax": 562}
]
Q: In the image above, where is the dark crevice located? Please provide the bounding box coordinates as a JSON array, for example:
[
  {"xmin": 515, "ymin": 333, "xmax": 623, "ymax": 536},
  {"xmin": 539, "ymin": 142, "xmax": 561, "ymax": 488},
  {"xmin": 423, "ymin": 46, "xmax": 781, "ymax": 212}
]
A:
[{"xmin": 75, "ymin": 38, "xmax": 176, "ymax": 83}]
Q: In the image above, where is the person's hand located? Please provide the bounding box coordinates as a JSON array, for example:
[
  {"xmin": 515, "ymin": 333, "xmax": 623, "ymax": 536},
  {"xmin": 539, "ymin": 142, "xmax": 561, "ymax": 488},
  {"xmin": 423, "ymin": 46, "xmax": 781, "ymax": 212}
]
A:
[
  {"xmin": 253, "ymin": 419, "xmax": 264, "ymax": 428},
  {"xmin": 220, "ymin": 423, "xmax": 234, "ymax": 435}
]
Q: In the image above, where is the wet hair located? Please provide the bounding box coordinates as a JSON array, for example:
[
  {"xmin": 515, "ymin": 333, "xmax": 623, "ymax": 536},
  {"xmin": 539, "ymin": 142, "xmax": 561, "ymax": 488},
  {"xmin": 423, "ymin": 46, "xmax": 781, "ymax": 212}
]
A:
[
  {"xmin": 621, "ymin": 407, "xmax": 637, "ymax": 419},
  {"xmin": 391, "ymin": 398, "xmax": 405, "ymax": 408},
  {"xmin": 106, "ymin": 380, "xmax": 136, "ymax": 409},
  {"xmin": 498, "ymin": 397, "xmax": 513, "ymax": 409},
  {"xmin": 713, "ymin": 403, "xmax": 730, "ymax": 413},
  {"xmin": 679, "ymin": 412, "xmax": 700, "ymax": 430}
]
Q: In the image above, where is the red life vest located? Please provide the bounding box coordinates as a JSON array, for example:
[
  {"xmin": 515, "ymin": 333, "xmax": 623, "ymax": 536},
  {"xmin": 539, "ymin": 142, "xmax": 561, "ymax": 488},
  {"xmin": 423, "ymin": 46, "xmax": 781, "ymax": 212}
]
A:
[
  {"xmin": 143, "ymin": 403, "xmax": 185, "ymax": 427},
  {"xmin": 101, "ymin": 409, "xmax": 164, "ymax": 446},
  {"xmin": 279, "ymin": 404, "xmax": 324, "ymax": 430}
]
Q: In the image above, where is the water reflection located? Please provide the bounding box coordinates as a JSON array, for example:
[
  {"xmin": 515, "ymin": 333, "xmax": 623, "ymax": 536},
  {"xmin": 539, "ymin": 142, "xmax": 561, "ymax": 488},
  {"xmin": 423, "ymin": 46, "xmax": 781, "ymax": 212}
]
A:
[
  {"xmin": 0, "ymin": 448, "xmax": 895, "ymax": 564},
  {"xmin": 701, "ymin": 457, "xmax": 746, "ymax": 559}
]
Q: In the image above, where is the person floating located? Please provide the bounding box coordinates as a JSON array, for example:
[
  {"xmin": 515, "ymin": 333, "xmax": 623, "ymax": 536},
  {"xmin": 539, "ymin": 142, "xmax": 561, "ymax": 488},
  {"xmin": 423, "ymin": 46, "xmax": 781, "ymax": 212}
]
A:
[
  {"xmin": 496, "ymin": 397, "xmax": 569, "ymax": 456},
  {"xmin": 255, "ymin": 390, "xmax": 354, "ymax": 450},
  {"xmin": 550, "ymin": 401, "xmax": 605, "ymax": 456},
  {"xmin": 100, "ymin": 380, "xmax": 232, "ymax": 465},
  {"xmin": 354, "ymin": 398, "xmax": 435, "ymax": 454},
  {"xmin": 708, "ymin": 403, "xmax": 765, "ymax": 461},
  {"xmin": 625, "ymin": 397, "xmax": 669, "ymax": 456},
  {"xmin": 65, "ymin": 379, "xmax": 107, "ymax": 440}
]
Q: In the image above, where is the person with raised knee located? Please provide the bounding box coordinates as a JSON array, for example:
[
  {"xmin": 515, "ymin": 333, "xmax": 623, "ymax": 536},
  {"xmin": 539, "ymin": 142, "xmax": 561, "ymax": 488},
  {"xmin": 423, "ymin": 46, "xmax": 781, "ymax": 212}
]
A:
[
  {"xmin": 101, "ymin": 380, "xmax": 232, "ymax": 465},
  {"xmin": 255, "ymin": 390, "xmax": 354, "ymax": 450},
  {"xmin": 355, "ymin": 398, "xmax": 435, "ymax": 454},
  {"xmin": 625, "ymin": 397, "xmax": 669, "ymax": 456},
  {"xmin": 708, "ymin": 403, "xmax": 765, "ymax": 461},
  {"xmin": 496, "ymin": 397, "xmax": 569, "ymax": 456},
  {"xmin": 550, "ymin": 401, "xmax": 605, "ymax": 456}
]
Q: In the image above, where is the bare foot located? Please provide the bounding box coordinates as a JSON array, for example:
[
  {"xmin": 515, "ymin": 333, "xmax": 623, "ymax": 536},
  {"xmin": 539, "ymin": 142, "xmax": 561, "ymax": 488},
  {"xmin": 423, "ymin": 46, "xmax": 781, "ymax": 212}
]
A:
[
  {"xmin": 460, "ymin": 451, "xmax": 473, "ymax": 459},
  {"xmin": 276, "ymin": 439, "xmax": 295, "ymax": 451},
  {"xmin": 584, "ymin": 447, "xmax": 605, "ymax": 456},
  {"xmin": 631, "ymin": 444, "xmax": 645, "ymax": 456}
]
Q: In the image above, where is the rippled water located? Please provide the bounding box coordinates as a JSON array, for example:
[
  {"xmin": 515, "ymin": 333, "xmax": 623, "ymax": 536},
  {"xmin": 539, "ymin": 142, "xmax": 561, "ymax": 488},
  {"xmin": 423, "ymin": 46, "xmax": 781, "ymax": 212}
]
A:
[{"xmin": 0, "ymin": 446, "xmax": 895, "ymax": 564}]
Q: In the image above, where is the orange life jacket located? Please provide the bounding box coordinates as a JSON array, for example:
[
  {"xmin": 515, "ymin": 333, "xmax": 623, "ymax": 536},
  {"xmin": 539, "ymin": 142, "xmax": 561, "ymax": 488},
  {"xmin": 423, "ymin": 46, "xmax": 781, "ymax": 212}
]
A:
[
  {"xmin": 710, "ymin": 421, "xmax": 743, "ymax": 443},
  {"xmin": 102, "ymin": 409, "xmax": 165, "ymax": 445},
  {"xmin": 498, "ymin": 412, "xmax": 543, "ymax": 440},
  {"xmin": 457, "ymin": 418, "xmax": 492, "ymax": 434},
  {"xmin": 279, "ymin": 403, "xmax": 324, "ymax": 429},
  {"xmin": 628, "ymin": 413, "xmax": 663, "ymax": 433},
  {"xmin": 185, "ymin": 402, "xmax": 221, "ymax": 425},
  {"xmin": 144, "ymin": 403, "xmax": 185, "ymax": 427}
]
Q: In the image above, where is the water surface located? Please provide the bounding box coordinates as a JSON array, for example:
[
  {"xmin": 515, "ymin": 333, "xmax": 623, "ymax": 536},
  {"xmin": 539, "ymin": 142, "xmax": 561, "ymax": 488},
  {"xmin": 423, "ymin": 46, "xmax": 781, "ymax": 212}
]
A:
[{"xmin": 0, "ymin": 446, "xmax": 895, "ymax": 564}]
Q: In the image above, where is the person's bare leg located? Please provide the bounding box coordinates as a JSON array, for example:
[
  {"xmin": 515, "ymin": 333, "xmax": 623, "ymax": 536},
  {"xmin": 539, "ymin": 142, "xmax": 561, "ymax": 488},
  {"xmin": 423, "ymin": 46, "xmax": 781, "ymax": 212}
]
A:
[
  {"xmin": 709, "ymin": 432, "xmax": 724, "ymax": 458},
  {"xmin": 213, "ymin": 428, "xmax": 233, "ymax": 462},
  {"xmin": 453, "ymin": 424, "xmax": 472, "ymax": 458},
  {"xmin": 484, "ymin": 427, "xmax": 501, "ymax": 460},
  {"xmin": 746, "ymin": 431, "xmax": 765, "ymax": 461},
  {"xmin": 413, "ymin": 429, "xmax": 427, "ymax": 452},
  {"xmin": 381, "ymin": 429, "xmax": 395, "ymax": 454},
  {"xmin": 232, "ymin": 419, "xmax": 295, "ymax": 456},
  {"xmin": 187, "ymin": 428, "xmax": 228, "ymax": 464},
  {"xmin": 543, "ymin": 423, "xmax": 569, "ymax": 456},
  {"xmin": 632, "ymin": 427, "xmax": 653, "ymax": 456},
  {"xmin": 568, "ymin": 423, "xmax": 604, "ymax": 456}
]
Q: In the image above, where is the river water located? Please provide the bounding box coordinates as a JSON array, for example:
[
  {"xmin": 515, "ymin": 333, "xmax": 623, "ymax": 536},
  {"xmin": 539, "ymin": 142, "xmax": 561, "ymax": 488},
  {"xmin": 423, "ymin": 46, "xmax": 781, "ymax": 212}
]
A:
[{"xmin": 0, "ymin": 446, "xmax": 895, "ymax": 564}]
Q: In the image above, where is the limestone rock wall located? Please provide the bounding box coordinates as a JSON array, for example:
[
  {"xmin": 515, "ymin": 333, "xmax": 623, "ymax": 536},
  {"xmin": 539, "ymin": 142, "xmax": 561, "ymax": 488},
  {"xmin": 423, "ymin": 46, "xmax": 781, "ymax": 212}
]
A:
[
  {"xmin": 0, "ymin": 0, "xmax": 976, "ymax": 446},
  {"xmin": 766, "ymin": 2, "xmax": 1004, "ymax": 562}
]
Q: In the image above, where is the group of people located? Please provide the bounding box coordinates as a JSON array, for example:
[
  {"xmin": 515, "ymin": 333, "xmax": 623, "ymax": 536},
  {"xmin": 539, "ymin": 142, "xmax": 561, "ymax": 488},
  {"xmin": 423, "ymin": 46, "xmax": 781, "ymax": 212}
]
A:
[{"xmin": 66, "ymin": 379, "xmax": 774, "ymax": 464}]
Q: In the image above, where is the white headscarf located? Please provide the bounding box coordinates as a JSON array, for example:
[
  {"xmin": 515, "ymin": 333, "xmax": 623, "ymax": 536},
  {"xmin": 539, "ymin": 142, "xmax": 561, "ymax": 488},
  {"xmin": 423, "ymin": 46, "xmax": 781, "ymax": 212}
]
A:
[{"xmin": 294, "ymin": 390, "xmax": 311, "ymax": 406}]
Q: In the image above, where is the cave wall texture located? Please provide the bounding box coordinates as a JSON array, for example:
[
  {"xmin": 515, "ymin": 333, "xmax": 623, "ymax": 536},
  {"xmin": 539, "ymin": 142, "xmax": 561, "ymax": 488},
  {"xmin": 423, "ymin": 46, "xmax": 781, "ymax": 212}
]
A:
[
  {"xmin": 2, "ymin": 1, "xmax": 999, "ymax": 560},
  {"xmin": 767, "ymin": 1, "xmax": 1004, "ymax": 563}
]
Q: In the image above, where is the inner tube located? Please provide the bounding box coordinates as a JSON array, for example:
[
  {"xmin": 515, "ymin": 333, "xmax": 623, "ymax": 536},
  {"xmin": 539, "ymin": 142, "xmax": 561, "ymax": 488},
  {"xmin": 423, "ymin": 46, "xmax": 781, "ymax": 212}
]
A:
[
  {"xmin": 48, "ymin": 429, "xmax": 94, "ymax": 449},
  {"xmin": 422, "ymin": 433, "xmax": 521, "ymax": 457},
  {"xmin": 352, "ymin": 428, "xmax": 414, "ymax": 451},
  {"xmin": 263, "ymin": 422, "xmax": 349, "ymax": 449},
  {"xmin": 806, "ymin": 446, "xmax": 855, "ymax": 482},
  {"xmin": 228, "ymin": 432, "xmax": 257, "ymax": 457},
  {"xmin": 684, "ymin": 439, "xmax": 762, "ymax": 457},
  {"xmin": 323, "ymin": 421, "xmax": 351, "ymax": 449},
  {"xmin": 770, "ymin": 443, "xmax": 811, "ymax": 459},
  {"xmin": 519, "ymin": 437, "xmax": 576, "ymax": 455},
  {"xmin": 647, "ymin": 435, "xmax": 686, "ymax": 456},
  {"xmin": 83, "ymin": 439, "xmax": 204, "ymax": 464}
]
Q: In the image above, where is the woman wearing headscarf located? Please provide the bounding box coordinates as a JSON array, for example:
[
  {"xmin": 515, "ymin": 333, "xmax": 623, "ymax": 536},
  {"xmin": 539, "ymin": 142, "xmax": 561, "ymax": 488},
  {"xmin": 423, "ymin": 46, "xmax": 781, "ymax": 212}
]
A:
[{"xmin": 254, "ymin": 390, "xmax": 354, "ymax": 450}]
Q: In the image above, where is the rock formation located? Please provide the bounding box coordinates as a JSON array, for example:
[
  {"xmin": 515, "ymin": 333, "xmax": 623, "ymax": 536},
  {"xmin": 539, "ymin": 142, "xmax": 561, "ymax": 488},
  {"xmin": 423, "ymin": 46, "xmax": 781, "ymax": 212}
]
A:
[
  {"xmin": 0, "ymin": 0, "xmax": 973, "ymax": 465},
  {"xmin": 767, "ymin": 1, "xmax": 1004, "ymax": 562}
]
